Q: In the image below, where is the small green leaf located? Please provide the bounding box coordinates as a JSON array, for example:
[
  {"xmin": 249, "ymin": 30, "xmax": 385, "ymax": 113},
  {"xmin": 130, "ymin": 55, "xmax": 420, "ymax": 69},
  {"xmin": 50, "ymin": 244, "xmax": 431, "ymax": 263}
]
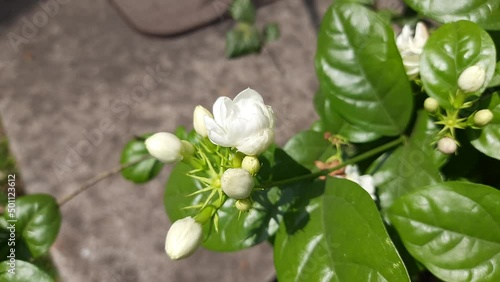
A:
[
  {"xmin": 468, "ymin": 91, "xmax": 500, "ymax": 160},
  {"xmin": 120, "ymin": 134, "xmax": 163, "ymax": 184},
  {"xmin": 274, "ymin": 178, "xmax": 410, "ymax": 282},
  {"xmin": 373, "ymin": 111, "xmax": 445, "ymax": 211},
  {"xmin": 263, "ymin": 23, "xmax": 280, "ymax": 42},
  {"xmin": 314, "ymin": 89, "xmax": 381, "ymax": 143},
  {"xmin": 0, "ymin": 260, "xmax": 53, "ymax": 282},
  {"xmin": 488, "ymin": 62, "xmax": 500, "ymax": 88},
  {"xmin": 315, "ymin": 3, "xmax": 413, "ymax": 136},
  {"xmin": 225, "ymin": 22, "xmax": 262, "ymax": 58},
  {"xmin": 403, "ymin": 0, "xmax": 500, "ymax": 30},
  {"xmin": 388, "ymin": 181, "xmax": 500, "ymax": 282},
  {"xmin": 230, "ymin": 0, "xmax": 256, "ymax": 24},
  {"xmin": 283, "ymin": 130, "xmax": 330, "ymax": 170},
  {"xmin": 420, "ymin": 21, "xmax": 496, "ymax": 108},
  {"xmin": 3, "ymin": 194, "xmax": 61, "ymax": 258}
]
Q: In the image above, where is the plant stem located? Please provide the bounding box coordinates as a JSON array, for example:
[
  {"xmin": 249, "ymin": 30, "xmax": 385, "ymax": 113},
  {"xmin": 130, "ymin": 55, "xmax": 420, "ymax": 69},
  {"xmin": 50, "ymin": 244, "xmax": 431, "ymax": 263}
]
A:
[
  {"xmin": 57, "ymin": 155, "xmax": 152, "ymax": 207},
  {"xmin": 263, "ymin": 136, "xmax": 406, "ymax": 188}
]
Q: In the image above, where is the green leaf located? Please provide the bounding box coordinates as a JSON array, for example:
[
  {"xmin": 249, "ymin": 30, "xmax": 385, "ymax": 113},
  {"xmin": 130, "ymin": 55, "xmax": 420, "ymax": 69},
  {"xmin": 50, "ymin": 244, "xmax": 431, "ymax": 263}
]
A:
[
  {"xmin": 164, "ymin": 148, "xmax": 310, "ymax": 251},
  {"xmin": 388, "ymin": 181, "xmax": 500, "ymax": 282},
  {"xmin": 488, "ymin": 62, "xmax": 500, "ymax": 88},
  {"xmin": 420, "ymin": 21, "xmax": 496, "ymax": 108},
  {"xmin": 314, "ymin": 90, "xmax": 381, "ymax": 143},
  {"xmin": 274, "ymin": 177, "xmax": 410, "ymax": 282},
  {"xmin": 467, "ymin": 91, "xmax": 500, "ymax": 160},
  {"xmin": 283, "ymin": 130, "xmax": 330, "ymax": 170},
  {"xmin": 120, "ymin": 135, "xmax": 163, "ymax": 184},
  {"xmin": 225, "ymin": 22, "xmax": 262, "ymax": 58},
  {"xmin": 373, "ymin": 111, "xmax": 444, "ymax": 211},
  {"xmin": 403, "ymin": 0, "xmax": 500, "ymax": 30},
  {"xmin": 315, "ymin": 3, "xmax": 413, "ymax": 136},
  {"xmin": 2, "ymin": 194, "xmax": 61, "ymax": 258},
  {"xmin": 0, "ymin": 260, "xmax": 53, "ymax": 282},
  {"xmin": 263, "ymin": 23, "xmax": 280, "ymax": 42},
  {"xmin": 336, "ymin": 0, "xmax": 373, "ymax": 4},
  {"xmin": 230, "ymin": 0, "xmax": 256, "ymax": 24}
]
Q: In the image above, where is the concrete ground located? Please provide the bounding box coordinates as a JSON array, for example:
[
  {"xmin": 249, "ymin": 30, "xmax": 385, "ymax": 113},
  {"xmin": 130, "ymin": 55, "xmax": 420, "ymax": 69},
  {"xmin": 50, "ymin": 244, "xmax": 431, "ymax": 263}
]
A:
[{"xmin": 0, "ymin": 0, "xmax": 331, "ymax": 281}]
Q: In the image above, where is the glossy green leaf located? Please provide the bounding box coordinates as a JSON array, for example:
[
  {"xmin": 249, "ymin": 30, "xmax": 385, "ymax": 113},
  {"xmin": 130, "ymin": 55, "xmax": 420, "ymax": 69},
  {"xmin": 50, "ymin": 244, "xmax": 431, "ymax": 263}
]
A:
[
  {"xmin": 373, "ymin": 111, "xmax": 444, "ymax": 211},
  {"xmin": 283, "ymin": 130, "xmax": 330, "ymax": 170},
  {"xmin": 0, "ymin": 260, "xmax": 53, "ymax": 282},
  {"xmin": 230, "ymin": 0, "xmax": 256, "ymax": 24},
  {"xmin": 263, "ymin": 23, "xmax": 280, "ymax": 42},
  {"xmin": 488, "ymin": 62, "xmax": 500, "ymax": 87},
  {"xmin": 120, "ymin": 135, "xmax": 163, "ymax": 184},
  {"xmin": 315, "ymin": 3, "xmax": 413, "ymax": 136},
  {"xmin": 388, "ymin": 181, "xmax": 500, "ymax": 282},
  {"xmin": 225, "ymin": 23, "xmax": 261, "ymax": 58},
  {"xmin": 403, "ymin": 0, "xmax": 500, "ymax": 30},
  {"xmin": 314, "ymin": 90, "xmax": 381, "ymax": 143},
  {"xmin": 420, "ymin": 21, "xmax": 496, "ymax": 108},
  {"xmin": 164, "ymin": 148, "xmax": 310, "ymax": 251},
  {"xmin": 274, "ymin": 177, "xmax": 410, "ymax": 282},
  {"xmin": 2, "ymin": 194, "xmax": 61, "ymax": 258},
  {"xmin": 468, "ymin": 91, "xmax": 500, "ymax": 160}
]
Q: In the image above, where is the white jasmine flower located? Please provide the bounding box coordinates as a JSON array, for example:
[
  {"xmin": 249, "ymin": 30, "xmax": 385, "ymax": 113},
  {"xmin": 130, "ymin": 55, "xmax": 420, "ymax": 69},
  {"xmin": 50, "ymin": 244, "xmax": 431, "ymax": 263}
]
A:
[
  {"xmin": 145, "ymin": 132, "xmax": 193, "ymax": 163},
  {"xmin": 458, "ymin": 65, "xmax": 486, "ymax": 93},
  {"xmin": 193, "ymin": 106, "xmax": 213, "ymax": 137},
  {"xmin": 396, "ymin": 22, "xmax": 429, "ymax": 79},
  {"xmin": 437, "ymin": 137, "xmax": 457, "ymax": 155},
  {"xmin": 204, "ymin": 88, "xmax": 275, "ymax": 156},
  {"xmin": 165, "ymin": 217, "xmax": 203, "ymax": 260},
  {"xmin": 344, "ymin": 165, "xmax": 376, "ymax": 200},
  {"xmin": 221, "ymin": 168, "xmax": 254, "ymax": 199}
]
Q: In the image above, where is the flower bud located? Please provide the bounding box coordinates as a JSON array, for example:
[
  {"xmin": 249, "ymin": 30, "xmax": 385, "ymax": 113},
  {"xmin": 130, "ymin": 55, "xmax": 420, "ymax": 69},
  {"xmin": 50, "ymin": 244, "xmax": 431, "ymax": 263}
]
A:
[
  {"xmin": 165, "ymin": 217, "xmax": 203, "ymax": 260},
  {"xmin": 424, "ymin": 97, "xmax": 439, "ymax": 112},
  {"xmin": 473, "ymin": 109, "xmax": 493, "ymax": 127},
  {"xmin": 193, "ymin": 106, "xmax": 213, "ymax": 137},
  {"xmin": 235, "ymin": 198, "xmax": 253, "ymax": 212},
  {"xmin": 437, "ymin": 137, "xmax": 457, "ymax": 155},
  {"xmin": 221, "ymin": 168, "xmax": 254, "ymax": 199},
  {"xmin": 145, "ymin": 132, "xmax": 185, "ymax": 163},
  {"xmin": 232, "ymin": 152, "xmax": 244, "ymax": 168},
  {"xmin": 458, "ymin": 65, "xmax": 486, "ymax": 93},
  {"xmin": 242, "ymin": 156, "xmax": 260, "ymax": 175}
]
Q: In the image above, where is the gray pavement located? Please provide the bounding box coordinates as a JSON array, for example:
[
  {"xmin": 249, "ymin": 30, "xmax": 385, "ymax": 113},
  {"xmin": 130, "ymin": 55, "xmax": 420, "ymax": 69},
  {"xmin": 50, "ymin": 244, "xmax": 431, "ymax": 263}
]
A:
[{"xmin": 0, "ymin": 0, "xmax": 329, "ymax": 281}]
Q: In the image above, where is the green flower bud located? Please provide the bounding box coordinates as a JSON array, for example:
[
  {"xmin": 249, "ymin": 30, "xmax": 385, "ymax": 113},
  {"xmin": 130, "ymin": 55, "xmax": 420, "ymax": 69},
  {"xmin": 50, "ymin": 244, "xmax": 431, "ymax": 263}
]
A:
[
  {"xmin": 241, "ymin": 156, "xmax": 260, "ymax": 175},
  {"xmin": 232, "ymin": 152, "xmax": 244, "ymax": 168},
  {"xmin": 424, "ymin": 97, "xmax": 439, "ymax": 112},
  {"xmin": 473, "ymin": 109, "xmax": 493, "ymax": 127},
  {"xmin": 437, "ymin": 137, "xmax": 457, "ymax": 155},
  {"xmin": 235, "ymin": 198, "xmax": 253, "ymax": 212}
]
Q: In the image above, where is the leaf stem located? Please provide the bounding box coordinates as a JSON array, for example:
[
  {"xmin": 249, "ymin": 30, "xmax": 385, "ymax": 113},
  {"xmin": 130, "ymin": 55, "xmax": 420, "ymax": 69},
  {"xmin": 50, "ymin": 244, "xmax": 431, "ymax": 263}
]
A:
[
  {"xmin": 57, "ymin": 155, "xmax": 153, "ymax": 207},
  {"xmin": 263, "ymin": 136, "xmax": 406, "ymax": 188}
]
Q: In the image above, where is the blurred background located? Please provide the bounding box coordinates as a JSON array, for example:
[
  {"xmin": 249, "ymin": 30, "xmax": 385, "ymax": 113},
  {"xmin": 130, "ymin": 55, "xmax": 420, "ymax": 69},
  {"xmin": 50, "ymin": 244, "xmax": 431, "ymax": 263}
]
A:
[{"xmin": 0, "ymin": 0, "xmax": 401, "ymax": 281}]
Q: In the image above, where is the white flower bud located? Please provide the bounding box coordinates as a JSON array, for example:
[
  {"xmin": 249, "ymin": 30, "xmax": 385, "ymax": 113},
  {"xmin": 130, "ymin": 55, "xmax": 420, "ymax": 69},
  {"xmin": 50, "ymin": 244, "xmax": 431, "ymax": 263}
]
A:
[
  {"xmin": 424, "ymin": 97, "xmax": 439, "ymax": 112},
  {"xmin": 458, "ymin": 65, "xmax": 486, "ymax": 93},
  {"xmin": 474, "ymin": 109, "xmax": 493, "ymax": 127},
  {"xmin": 235, "ymin": 198, "xmax": 253, "ymax": 212},
  {"xmin": 193, "ymin": 106, "xmax": 213, "ymax": 137},
  {"xmin": 437, "ymin": 137, "xmax": 457, "ymax": 155},
  {"xmin": 221, "ymin": 168, "xmax": 254, "ymax": 199},
  {"xmin": 204, "ymin": 88, "xmax": 275, "ymax": 156},
  {"xmin": 165, "ymin": 217, "xmax": 203, "ymax": 260},
  {"xmin": 241, "ymin": 156, "xmax": 260, "ymax": 175},
  {"xmin": 145, "ymin": 132, "xmax": 185, "ymax": 163}
]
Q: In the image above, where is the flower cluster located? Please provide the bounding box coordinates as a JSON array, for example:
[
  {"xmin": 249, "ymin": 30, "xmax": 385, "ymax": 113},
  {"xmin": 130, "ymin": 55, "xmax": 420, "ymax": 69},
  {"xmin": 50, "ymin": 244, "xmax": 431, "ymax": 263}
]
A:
[{"xmin": 145, "ymin": 88, "xmax": 275, "ymax": 260}]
